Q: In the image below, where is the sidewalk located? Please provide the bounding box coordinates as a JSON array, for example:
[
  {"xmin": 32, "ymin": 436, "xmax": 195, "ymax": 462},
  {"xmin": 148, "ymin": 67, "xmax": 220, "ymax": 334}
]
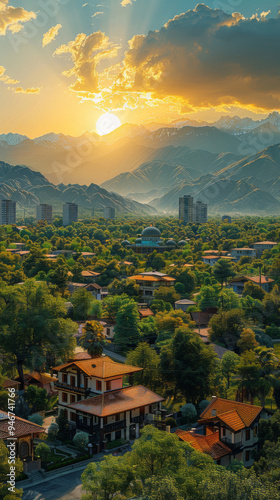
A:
[{"xmin": 18, "ymin": 453, "xmax": 105, "ymax": 490}]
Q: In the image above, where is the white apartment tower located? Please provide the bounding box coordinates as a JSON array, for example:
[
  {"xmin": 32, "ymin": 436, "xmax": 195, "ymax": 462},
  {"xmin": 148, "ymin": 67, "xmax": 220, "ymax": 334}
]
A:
[
  {"xmin": 37, "ymin": 204, "xmax": 53, "ymax": 224},
  {"xmin": 63, "ymin": 203, "xmax": 78, "ymax": 226},
  {"xmin": 0, "ymin": 199, "xmax": 16, "ymax": 225},
  {"xmin": 104, "ymin": 206, "xmax": 115, "ymax": 220}
]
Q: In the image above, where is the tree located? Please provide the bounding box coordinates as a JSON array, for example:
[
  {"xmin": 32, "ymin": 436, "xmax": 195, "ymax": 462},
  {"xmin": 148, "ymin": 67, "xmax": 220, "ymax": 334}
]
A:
[
  {"xmin": 48, "ymin": 422, "xmax": 59, "ymax": 441},
  {"xmin": 48, "ymin": 266, "xmax": 69, "ymax": 296},
  {"xmin": 108, "ymin": 278, "xmax": 139, "ymax": 297},
  {"xmin": 242, "ymin": 281, "xmax": 265, "ymax": 300},
  {"xmin": 218, "ymin": 288, "xmax": 241, "ymax": 310},
  {"xmin": 57, "ymin": 409, "xmax": 70, "ymax": 441},
  {"xmin": 221, "ymin": 351, "xmax": 240, "ymax": 389},
  {"xmin": 80, "ymin": 320, "xmax": 105, "ymax": 357},
  {"xmin": 143, "ymin": 476, "xmax": 181, "ymax": 500},
  {"xmin": 180, "ymin": 403, "xmax": 197, "ymax": 424},
  {"xmin": 35, "ymin": 443, "xmax": 51, "ymax": 468},
  {"xmin": 160, "ymin": 327, "xmax": 217, "ymax": 403},
  {"xmin": 150, "ymin": 299, "xmax": 172, "ymax": 314},
  {"xmin": 237, "ymin": 328, "xmax": 259, "ymax": 353},
  {"xmin": 209, "ymin": 309, "xmax": 245, "ymax": 349},
  {"xmin": 102, "ymin": 294, "xmax": 129, "ymax": 322},
  {"xmin": 0, "ymin": 440, "xmax": 23, "ymax": 499},
  {"xmin": 197, "ymin": 285, "xmax": 219, "ymax": 310},
  {"xmin": 146, "ymin": 251, "xmax": 166, "ymax": 271},
  {"xmin": 24, "ymin": 385, "xmax": 49, "ymax": 413},
  {"xmin": 138, "ymin": 317, "xmax": 158, "ymax": 344},
  {"xmin": 0, "ymin": 281, "xmax": 76, "ymax": 387},
  {"xmin": 175, "ymin": 269, "xmax": 196, "ymax": 296},
  {"xmin": 213, "ymin": 258, "xmax": 235, "ymax": 287},
  {"xmin": 28, "ymin": 414, "xmax": 44, "ymax": 426},
  {"xmin": 126, "ymin": 343, "xmax": 160, "ymax": 391},
  {"xmin": 114, "ymin": 299, "xmax": 140, "ymax": 350},
  {"xmin": 71, "ymin": 287, "xmax": 92, "ymax": 320},
  {"xmin": 153, "ymin": 286, "xmax": 180, "ymax": 305},
  {"xmin": 73, "ymin": 431, "xmax": 89, "ymax": 451}
]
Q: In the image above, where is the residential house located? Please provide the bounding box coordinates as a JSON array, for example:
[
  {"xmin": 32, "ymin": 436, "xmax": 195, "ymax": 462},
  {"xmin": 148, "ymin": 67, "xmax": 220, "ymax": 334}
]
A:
[
  {"xmin": 81, "ymin": 270, "xmax": 100, "ymax": 283},
  {"xmin": 15, "ymin": 371, "xmax": 57, "ymax": 395},
  {"xmin": 127, "ymin": 272, "xmax": 175, "ymax": 303},
  {"xmin": 52, "ymin": 356, "xmax": 164, "ymax": 445},
  {"xmin": 203, "ymin": 255, "xmax": 234, "ymax": 267},
  {"xmin": 231, "ymin": 248, "xmax": 256, "ymax": 261},
  {"xmin": 176, "ymin": 397, "xmax": 271, "ymax": 466},
  {"xmin": 253, "ymin": 241, "xmax": 278, "ymax": 257},
  {"xmin": 228, "ymin": 275, "xmax": 275, "ymax": 294},
  {"xmin": 175, "ymin": 299, "xmax": 196, "ymax": 312},
  {"xmin": 3, "ymin": 379, "xmax": 20, "ymax": 391},
  {"xmin": 0, "ymin": 411, "xmax": 44, "ymax": 473}
]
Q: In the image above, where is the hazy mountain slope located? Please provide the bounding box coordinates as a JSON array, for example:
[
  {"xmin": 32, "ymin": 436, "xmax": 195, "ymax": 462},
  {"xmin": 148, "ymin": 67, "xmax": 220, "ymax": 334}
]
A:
[{"xmin": 0, "ymin": 161, "xmax": 156, "ymax": 215}]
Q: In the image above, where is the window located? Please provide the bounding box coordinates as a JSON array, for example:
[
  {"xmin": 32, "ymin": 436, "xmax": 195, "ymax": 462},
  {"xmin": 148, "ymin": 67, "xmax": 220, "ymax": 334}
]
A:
[
  {"xmin": 70, "ymin": 412, "xmax": 76, "ymax": 422},
  {"xmin": 62, "ymin": 373, "xmax": 67, "ymax": 383},
  {"xmin": 70, "ymin": 375, "xmax": 75, "ymax": 386},
  {"xmin": 222, "ymin": 428, "xmax": 226, "ymax": 437},
  {"xmin": 107, "ymin": 328, "xmax": 111, "ymax": 335},
  {"xmin": 106, "ymin": 381, "xmax": 111, "ymax": 391},
  {"xmin": 96, "ymin": 380, "xmax": 102, "ymax": 391},
  {"xmin": 19, "ymin": 442, "xmax": 29, "ymax": 459},
  {"xmin": 62, "ymin": 392, "xmax": 67, "ymax": 403},
  {"xmin": 144, "ymin": 290, "xmax": 153, "ymax": 296},
  {"xmin": 115, "ymin": 430, "xmax": 121, "ymax": 440},
  {"xmin": 116, "ymin": 413, "xmax": 120, "ymax": 421},
  {"xmin": 245, "ymin": 451, "xmax": 250, "ymax": 462},
  {"xmin": 254, "ymin": 426, "xmax": 258, "ymax": 436},
  {"xmin": 246, "ymin": 429, "xmax": 250, "ymax": 441},
  {"xmin": 70, "ymin": 394, "xmax": 75, "ymax": 403}
]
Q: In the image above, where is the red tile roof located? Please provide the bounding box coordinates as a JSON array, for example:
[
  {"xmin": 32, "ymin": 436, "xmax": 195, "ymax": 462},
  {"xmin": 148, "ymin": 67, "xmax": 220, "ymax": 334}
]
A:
[
  {"xmin": 176, "ymin": 429, "xmax": 231, "ymax": 460},
  {"xmin": 3, "ymin": 379, "xmax": 20, "ymax": 389},
  {"xmin": 81, "ymin": 270, "xmax": 100, "ymax": 277},
  {"xmin": 67, "ymin": 385, "xmax": 164, "ymax": 417},
  {"xmin": 139, "ymin": 308, "xmax": 154, "ymax": 318},
  {"xmin": 0, "ymin": 411, "xmax": 44, "ymax": 439},
  {"xmin": 199, "ymin": 397, "xmax": 262, "ymax": 428},
  {"xmin": 229, "ymin": 275, "xmax": 274, "ymax": 285},
  {"xmin": 52, "ymin": 356, "xmax": 142, "ymax": 379},
  {"xmin": 218, "ymin": 410, "xmax": 245, "ymax": 432}
]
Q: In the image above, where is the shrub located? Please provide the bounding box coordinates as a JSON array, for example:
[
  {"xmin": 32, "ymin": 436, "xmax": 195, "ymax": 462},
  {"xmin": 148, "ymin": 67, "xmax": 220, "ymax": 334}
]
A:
[
  {"xmin": 165, "ymin": 417, "xmax": 177, "ymax": 429},
  {"xmin": 198, "ymin": 400, "xmax": 210, "ymax": 414},
  {"xmin": 180, "ymin": 403, "xmax": 197, "ymax": 423},
  {"xmin": 28, "ymin": 414, "xmax": 43, "ymax": 426},
  {"xmin": 35, "ymin": 443, "xmax": 51, "ymax": 466},
  {"xmin": 73, "ymin": 431, "xmax": 89, "ymax": 451},
  {"xmin": 48, "ymin": 422, "xmax": 59, "ymax": 441}
]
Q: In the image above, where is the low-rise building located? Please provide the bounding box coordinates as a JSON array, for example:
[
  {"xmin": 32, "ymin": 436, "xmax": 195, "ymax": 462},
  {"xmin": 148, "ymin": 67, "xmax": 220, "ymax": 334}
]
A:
[
  {"xmin": 81, "ymin": 270, "xmax": 100, "ymax": 283},
  {"xmin": 231, "ymin": 248, "xmax": 256, "ymax": 261},
  {"xmin": 176, "ymin": 397, "xmax": 271, "ymax": 466},
  {"xmin": 52, "ymin": 356, "xmax": 164, "ymax": 445},
  {"xmin": 228, "ymin": 275, "xmax": 275, "ymax": 294},
  {"xmin": 175, "ymin": 299, "xmax": 197, "ymax": 312},
  {"xmin": 253, "ymin": 241, "xmax": 278, "ymax": 257},
  {"xmin": 127, "ymin": 272, "xmax": 176, "ymax": 302}
]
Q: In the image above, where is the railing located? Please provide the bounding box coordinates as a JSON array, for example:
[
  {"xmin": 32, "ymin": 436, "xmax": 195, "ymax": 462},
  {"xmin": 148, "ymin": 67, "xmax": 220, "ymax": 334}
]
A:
[
  {"xmin": 131, "ymin": 416, "xmax": 144, "ymax": 424},
  {"xmin": 54, "ymin": 381, "xmax": 87, "ymax": 395},
  {"xmin": 104, "ymin": 420, "xmax": 126, "ymax": 432},
  {"xmin": 76, "ymin": 421, "xmax": 99, "ymax": 433},
  {"xmin": 222, "ymin": 438, "xmax": 243, "ymax": 450}
]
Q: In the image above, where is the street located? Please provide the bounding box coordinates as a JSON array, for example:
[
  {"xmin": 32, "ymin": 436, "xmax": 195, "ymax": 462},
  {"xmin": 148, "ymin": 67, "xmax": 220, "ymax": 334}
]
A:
[{"xmin": 22, "ymin": 470, "xmax": 83, "ymax": 500}]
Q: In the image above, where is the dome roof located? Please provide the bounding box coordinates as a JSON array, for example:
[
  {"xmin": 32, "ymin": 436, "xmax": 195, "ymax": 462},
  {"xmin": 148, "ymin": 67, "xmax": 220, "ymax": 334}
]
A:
[
  {"xmin": 121, "ymin": 240, "xmax": 131, "ymax": 247},
  {"xmin": 178, "ymin": 240, "xmax": 187, "ymax": 246},
  {"xmin": 135, "ymin": 238, "xmax": 142, "ymax": 244},
  {"xmin": 141, "ymin": 226, "xmax": 161, "ymax": 237},
  {"xmin": 166, "ymin": 240, "xmax": 177, "ymax": 246}
]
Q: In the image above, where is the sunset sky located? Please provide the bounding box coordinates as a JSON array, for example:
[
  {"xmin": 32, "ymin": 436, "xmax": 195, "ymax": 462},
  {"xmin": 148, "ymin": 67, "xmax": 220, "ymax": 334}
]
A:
[{"xmin": 0, "ymin": 0, "xmax": 280, "ymax": 137}]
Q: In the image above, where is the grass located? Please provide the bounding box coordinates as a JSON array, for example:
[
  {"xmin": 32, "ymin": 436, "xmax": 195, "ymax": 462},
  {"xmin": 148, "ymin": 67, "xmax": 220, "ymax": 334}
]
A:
[{"xmin": 106, "ymin": 438, "xmax": 129, "ymax": 450}]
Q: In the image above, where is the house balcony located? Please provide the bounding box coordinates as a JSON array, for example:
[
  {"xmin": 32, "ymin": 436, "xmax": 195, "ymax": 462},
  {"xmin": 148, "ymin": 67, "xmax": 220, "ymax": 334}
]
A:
[
  {"xmin": 131, "ymin": 416, "xmax": 145, "ymax": 424},
  {"xmin": 55, "ymin": 380, "xmax": 90, "ymax": 395},
  {"xmin": 104, "ymin": 420, "xmax": 126, "ymax": 433},
  {"xmin": 221, "ymin": 438, "xmax": 243, "ymax": 451},
  {"xmin": 76, "ymin": 421, "xmax": 100, "ymax": 434}
]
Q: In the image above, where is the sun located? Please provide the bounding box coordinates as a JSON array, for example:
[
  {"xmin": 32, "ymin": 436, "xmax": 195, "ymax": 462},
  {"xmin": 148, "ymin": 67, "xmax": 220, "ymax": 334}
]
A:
[{"xmin": 96, "ymin": 113, "xmax": 122, "ymax": 136}]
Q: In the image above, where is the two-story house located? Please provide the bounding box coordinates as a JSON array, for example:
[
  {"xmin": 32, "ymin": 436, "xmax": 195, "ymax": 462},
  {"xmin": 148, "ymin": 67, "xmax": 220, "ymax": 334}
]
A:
[
  {"xmin": 231, "ymin": 248, "xmax": 256, "ymax": 261},
  {"xmin": 253, "ymin": 241, "xmax": 278, "ymax": 258},
  {"xmin": 176, "ymin": 397, "xmax": 271, "ymax": 466},
  {"xmin": 228, "ymin": 275, "xmax": 275, "ymax": 294},
  {"xmin": 127, "ymin": 272, "xmax": 176, "ymax": 303},
  {"xmin": 52, "ymin": 356, "xmax": 164, "ymax": 446}
]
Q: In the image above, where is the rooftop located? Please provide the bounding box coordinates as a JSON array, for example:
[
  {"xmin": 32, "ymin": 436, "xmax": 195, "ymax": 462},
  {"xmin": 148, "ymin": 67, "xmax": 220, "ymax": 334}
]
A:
[
  {"xmin": 254, "ymin": 241, "xmax": 278, "ymax": 245},
  {"xmin": 199, "ymin": 397, "xmax": 263, "ymax": 428},
  {"xmin": 176, "ymin": 429, "xmax": 231, "ymax": 460},
  {"xmin": 68, "ymin": 385, "xmax": 164, "ymax": 417},
  {"xmin": 0, "ymin": 411, "xmax": 44, "ymax": 439},
  {"xmin": 229, "ymin": 275, "xmax": 274, "ymax": 285},
  {"xmin": 52, "ymin": 356, "xmax": 142, "ymax": 379}
]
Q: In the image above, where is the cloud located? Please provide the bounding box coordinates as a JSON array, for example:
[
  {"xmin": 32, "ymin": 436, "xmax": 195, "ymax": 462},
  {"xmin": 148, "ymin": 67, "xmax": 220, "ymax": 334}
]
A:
[
  {"xmin": 42, "ymin": 24, "xmax": 62, "ymax": 47},
  {"xmin": 53, "ymin": 31, "xmax": 119, "ymax": 94},
  {"xmin": 113, "ymin": 4, "xmax": 280, "ymax": 112},
  {"xmin": 92, "ymin": 12, "xmax": 104, "ymax": 18},
  {"xmin": 0, "ymin": 0, "xmax": 36, "ymax": 35},
  {"xmin": 121, "ymin": 0, "xmax": 135, "ymax": 6},
  {"xmin": 14, "ymin": 86, "xmax": 41, "ymax": 94},
  {"xmin": 0, "ymin": 66, "xmax": 19, "ymax": 84}
]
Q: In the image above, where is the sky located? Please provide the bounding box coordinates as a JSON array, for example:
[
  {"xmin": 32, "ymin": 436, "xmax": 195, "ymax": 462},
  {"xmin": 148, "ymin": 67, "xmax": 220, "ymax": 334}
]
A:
[{"xmin": 0, "ymin": 0, "xmax": 280, "ymax": 137}]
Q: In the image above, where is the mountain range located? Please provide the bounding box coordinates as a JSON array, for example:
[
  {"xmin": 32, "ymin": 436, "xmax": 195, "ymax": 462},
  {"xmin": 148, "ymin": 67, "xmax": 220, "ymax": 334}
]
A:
[{"xmin": 0, "ymin": 161, "xmax": 156, "ymax": 216}]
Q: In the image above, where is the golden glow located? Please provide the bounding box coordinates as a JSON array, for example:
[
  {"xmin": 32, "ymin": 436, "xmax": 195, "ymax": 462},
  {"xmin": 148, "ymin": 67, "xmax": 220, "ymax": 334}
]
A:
[{"xmin": 96, "ymin": 113, "xmax": 122, "ymax": 135}]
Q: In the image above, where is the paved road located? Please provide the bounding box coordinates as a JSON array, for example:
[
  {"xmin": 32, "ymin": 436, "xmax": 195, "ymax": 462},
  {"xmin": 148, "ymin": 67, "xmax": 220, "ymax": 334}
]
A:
[{"xmin": 22, "ymin": 470, "xmax": 83, "ymax": 500}]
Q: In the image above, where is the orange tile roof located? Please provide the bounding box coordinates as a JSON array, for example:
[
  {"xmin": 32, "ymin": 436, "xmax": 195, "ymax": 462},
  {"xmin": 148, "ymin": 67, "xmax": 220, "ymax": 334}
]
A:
[
  {"xmin": 81, "ymin": 270, "xmax": 100, "ymax": 277},
  {"xmin": 3, "ymin": 379, "xmax": 20, "ymax": 389},
  {"xmin": 254, "ymin": 241, "xmax": 277, "ymax": 245},
  {"xmin": 176, "ymin": 429, "xmax": 231, "ymax": 460},
  {"xmin": 129, "ymin": 275, "xmax": 175, "ymax": 282},
  {"xmin": 52, "ymin": 356, "xmax": 142, "ymax": 379},
  {"xmin": 199, "ymin": 397, "xmax": 262, "ymax": 427},
  {"xmin": 67, "ymin": 385, "xmax": 164, "ymax": 417},
  {"xmin": 230, "ymin": 275, "xmax": 274, "ymax": 284},
  {"xmin": 218, "ymin": 410, "xmax": 245, "ymax": 431},
  {"xmin": 0, "ymin": 411, "xmax": 44, "ymax": 439},
  {"xmin": 139, "ymin": 308, "xmax": 154, "ymax": 318}
]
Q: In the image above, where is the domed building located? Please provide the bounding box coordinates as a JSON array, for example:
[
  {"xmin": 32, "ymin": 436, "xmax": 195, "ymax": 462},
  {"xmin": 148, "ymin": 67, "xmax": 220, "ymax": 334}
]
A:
[
  {"xmin": 132, "ymin": 225, "xmax": 176, "ymax": 254},
  {"xmin": 166, "ymin": 240, "xmax": 177, "ymax": 248},
  {"xmin": 121, "ymin": 240, "xmax": 131, "ymax": 247}
]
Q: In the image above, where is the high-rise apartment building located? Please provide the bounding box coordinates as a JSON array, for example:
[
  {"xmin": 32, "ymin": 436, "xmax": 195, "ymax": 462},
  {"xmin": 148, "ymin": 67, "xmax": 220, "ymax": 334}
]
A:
[
  {"xmin": 63, "ymin": 203, "xmax": 78, "ymax": 226},
  {"xmin": 0, "ymin": 199, "xmax": 16, "ymax": 225},
  {"xmin": 179, "ymin": 195, "xmax": 194, "ymax": 223},
  {"xmin": 37, "ymin": 204, "xmax": 53, "ymax": 224},
  {"xmin": 194, "ymin": 200, "xmax": 208, "ymax": 223},
  {"xmin": 179, "ymin": 196, "xmax": 207, "ymax": 223},
  {"xmin": 104, "ymin": 206, "xmax": 115, "ymax": 220}
]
